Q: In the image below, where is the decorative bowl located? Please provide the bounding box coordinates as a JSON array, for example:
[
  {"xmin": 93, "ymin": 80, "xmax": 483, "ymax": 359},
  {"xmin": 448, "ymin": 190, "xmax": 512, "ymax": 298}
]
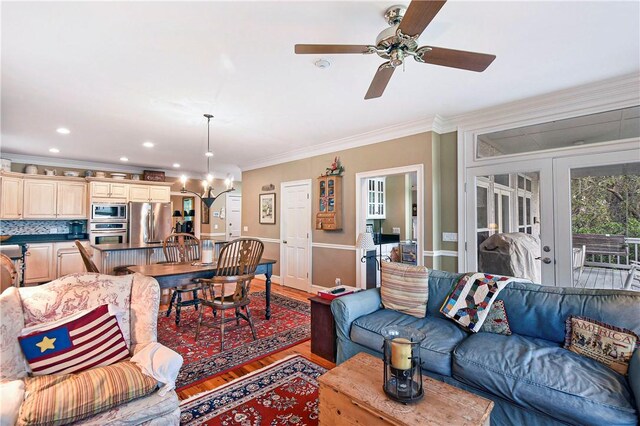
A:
[
  {"xmin": 63, "ymin": 171, "xmax": 80, "ymax": 177},
  {"xmin": 110, "ymin": 173, "xmax": 127, "ymax": 180}
]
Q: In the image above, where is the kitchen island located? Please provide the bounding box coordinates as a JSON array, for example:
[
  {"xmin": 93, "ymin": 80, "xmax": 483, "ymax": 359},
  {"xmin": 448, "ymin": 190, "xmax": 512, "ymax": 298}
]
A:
[{"xmin": 91, "ymin": 239, "xmax": 229, "ymax": 274}]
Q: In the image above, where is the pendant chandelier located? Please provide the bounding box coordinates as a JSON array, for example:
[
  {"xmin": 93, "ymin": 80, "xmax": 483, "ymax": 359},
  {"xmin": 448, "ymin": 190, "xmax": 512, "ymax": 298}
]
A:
[{"xmin": 180, "ymin": 114, "xmax": 234, "ymax": 208}]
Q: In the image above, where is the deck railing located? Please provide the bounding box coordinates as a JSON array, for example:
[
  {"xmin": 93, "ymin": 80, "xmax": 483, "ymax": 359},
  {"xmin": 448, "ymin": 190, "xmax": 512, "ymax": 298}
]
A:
[{"xmin": 583, "ymin": 237, "xmax": 640, "ymax": 269}]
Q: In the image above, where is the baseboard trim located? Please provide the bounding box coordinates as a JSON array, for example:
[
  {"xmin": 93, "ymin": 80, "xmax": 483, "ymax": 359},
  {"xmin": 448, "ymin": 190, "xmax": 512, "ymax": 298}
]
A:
[{"xmin": 423, "ymin": 250, "xmax": 458, "ymax": 257}]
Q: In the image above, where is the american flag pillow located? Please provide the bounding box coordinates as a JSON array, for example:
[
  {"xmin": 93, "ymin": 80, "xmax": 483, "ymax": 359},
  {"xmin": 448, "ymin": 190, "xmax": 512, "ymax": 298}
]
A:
[{"xmin": 18, "ymin": 304, "xmax": 130, "ymax": 376}]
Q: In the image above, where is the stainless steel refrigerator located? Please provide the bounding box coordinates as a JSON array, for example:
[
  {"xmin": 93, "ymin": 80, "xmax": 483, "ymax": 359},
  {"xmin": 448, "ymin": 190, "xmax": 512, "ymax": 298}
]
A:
[{"xmin": 128, "ymin": 202, "xmax": 172, "ymax": 244}]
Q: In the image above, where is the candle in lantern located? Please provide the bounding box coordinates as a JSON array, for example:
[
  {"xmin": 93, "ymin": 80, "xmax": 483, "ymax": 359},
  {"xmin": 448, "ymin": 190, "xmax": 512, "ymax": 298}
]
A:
[{"xmin": 390, "ymin": 337, "xmax": 412, "ymax": 370}]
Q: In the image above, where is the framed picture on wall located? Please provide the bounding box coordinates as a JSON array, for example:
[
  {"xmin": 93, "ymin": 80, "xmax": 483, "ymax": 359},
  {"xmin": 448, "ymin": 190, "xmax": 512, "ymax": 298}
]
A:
[
  {"xmin": 202, "ymin": 203, "xmax": 210, "ymax": 224},
  {"xmin": 259, "ymin": 193, "xmax": 276, "ymax": 224}
]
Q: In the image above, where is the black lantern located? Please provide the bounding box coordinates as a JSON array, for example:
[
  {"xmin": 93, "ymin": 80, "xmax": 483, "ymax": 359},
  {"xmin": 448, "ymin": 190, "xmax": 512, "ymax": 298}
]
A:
[{"xmin": 381, "ymin": 325, "xmax": 426, "ymax": 404}]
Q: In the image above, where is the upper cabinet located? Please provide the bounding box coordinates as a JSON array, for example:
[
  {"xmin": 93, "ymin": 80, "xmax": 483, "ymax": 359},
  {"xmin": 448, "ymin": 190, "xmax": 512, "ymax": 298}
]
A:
[
  {"xmin": 90, "ymin": 181, "xmax": 128, "ymax": 200},
  {"xmin": 128, "ymin": 184, "xmax": 170, "ymax": 202},
  {"xmin": 23, "ymin": 179, "xmax": 88, "ymax": 219},
  {"xmin": 366, "ymin": 177, "xmax": 386, "ymax": 219},
  {"xmin": 57, "ymin": 181, "xmax": 87, "ymax": 218},
  {"xmin": 316, "ymin": 175, "xmax": 342, "ymax": 230},
  {"xmin": 23, "ymin": 180, "xmax": 57, "ymax": 218},
  {"xmin": 0, "ymin": 175, "xmax": 23, "ymax": 219}
]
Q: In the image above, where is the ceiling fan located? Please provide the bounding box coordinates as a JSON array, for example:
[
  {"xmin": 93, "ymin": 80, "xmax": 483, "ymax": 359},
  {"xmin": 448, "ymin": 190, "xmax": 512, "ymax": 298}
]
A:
[{"xmin": 295, "ymin": 1, "xmax": 496, "ymax": 100}]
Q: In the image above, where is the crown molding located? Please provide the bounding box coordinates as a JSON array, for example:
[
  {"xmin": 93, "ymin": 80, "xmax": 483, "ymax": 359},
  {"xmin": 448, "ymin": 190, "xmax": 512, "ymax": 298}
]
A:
[
  {"xmin": 241, "ymin": 115, "xmax": 441, "ymax": 171},
  {"xmin": 452, "ymin": 72, "xmax": 640, "ymax": 131}
]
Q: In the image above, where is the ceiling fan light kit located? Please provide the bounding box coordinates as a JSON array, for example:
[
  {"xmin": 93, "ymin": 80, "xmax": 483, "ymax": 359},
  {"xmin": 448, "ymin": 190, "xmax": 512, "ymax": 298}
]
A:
[{"xmin": 295, "ymin": 0, "xmax": 496, "ymax": 99}]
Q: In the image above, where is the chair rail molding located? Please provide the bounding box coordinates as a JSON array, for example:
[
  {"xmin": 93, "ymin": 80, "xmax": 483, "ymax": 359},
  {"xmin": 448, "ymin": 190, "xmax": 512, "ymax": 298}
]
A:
[{"xmin": 312, "ymin": 242, "xmax": 356, "ymax": 251}]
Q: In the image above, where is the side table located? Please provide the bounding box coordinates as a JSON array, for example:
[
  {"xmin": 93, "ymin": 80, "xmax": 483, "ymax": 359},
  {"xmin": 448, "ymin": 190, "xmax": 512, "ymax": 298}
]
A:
[{"xmin": 308, "ymin": 296, "xmax": 337, "ymax": 363}]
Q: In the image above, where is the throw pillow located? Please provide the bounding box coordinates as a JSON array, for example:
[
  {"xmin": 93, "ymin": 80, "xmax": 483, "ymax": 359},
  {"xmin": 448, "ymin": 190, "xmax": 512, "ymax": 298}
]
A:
[
  {"xmin": 380, "ymin": 261, "xmax": 429, "ymax": 318},
  {"xmin": 479, "ymin": 300, "xmax": 512, "ymax": 335},
  {"xmin": 564, "ymin": 316, "xmax": 638, "ymax": 375},
  {"xmin": 18, "ymin": 304, "xmax": 129, "ymax": 376},
  {"xmin": 440, "ymin": 273, "xmax": 514, "ymax": 332},
  {"xmin": 18, "ymin": 361, "xmax": 157, "ymax": 426}
]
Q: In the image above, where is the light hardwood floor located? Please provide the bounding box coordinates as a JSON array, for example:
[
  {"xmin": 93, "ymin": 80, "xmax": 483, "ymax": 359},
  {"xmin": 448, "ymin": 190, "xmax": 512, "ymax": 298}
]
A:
[{"xmin": 162, "ymin": 280, "xmax": 336, "ymax": 400}]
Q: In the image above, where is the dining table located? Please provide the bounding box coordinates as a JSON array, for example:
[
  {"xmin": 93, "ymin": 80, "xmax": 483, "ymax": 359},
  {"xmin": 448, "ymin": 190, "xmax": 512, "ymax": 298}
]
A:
[{"xmin": 127, "ymin": 258, "xmax": 277, "ymax": 319}]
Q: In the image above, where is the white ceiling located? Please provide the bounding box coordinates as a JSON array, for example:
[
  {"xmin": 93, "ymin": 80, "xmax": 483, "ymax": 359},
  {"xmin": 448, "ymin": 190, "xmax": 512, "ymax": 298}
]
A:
[{"xmin": 2, "ymin": 1, "xmax": 639, "ymax": 177}]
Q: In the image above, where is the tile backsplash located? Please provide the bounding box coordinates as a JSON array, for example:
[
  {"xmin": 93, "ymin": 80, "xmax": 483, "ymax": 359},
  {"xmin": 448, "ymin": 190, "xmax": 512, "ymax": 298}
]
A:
[{"xmin": 0, "ymin": 220, "xmax": 87, "ymax": 235}]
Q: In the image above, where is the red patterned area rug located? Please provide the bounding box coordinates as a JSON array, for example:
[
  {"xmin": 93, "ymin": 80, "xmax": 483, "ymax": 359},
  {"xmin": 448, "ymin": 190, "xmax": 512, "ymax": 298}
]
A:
[
  {"xmin": 179, "ymin": 355, "xmax": 326, "ymax": 425},
  {"xmin": 158, "ymin": 291, "xmax": 311, "ymax": 390}
]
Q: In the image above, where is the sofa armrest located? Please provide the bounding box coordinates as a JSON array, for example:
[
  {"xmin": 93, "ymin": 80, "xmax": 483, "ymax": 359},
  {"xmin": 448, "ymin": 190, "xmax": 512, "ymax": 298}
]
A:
[
  {"xmin": 629, "ymin": 348, "xmax": 640, "ymax": 410},
  {"xmin": 331, "ymin": 288, "xmax": 382, "ymax": 342},
  {"xmin": 131, "ymin": 342, "xmax": 183, "ymax": 397},
  {"xmin": 0, "ymin": 380, "xmax": 24, "ymax": 426}
]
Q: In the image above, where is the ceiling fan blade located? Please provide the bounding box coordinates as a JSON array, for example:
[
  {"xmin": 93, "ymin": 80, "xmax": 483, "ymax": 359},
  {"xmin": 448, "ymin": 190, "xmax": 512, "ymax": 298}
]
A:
[
  {"xmin": 365, "ymin": 64, "xmax": 395, "ymax": 100},
  {"xmin": 398, "ymin": 0, "xmax": 447, "ymax": 38},
  {"xmin": 294, "ymin": 44, "xmax": 372, "ymax": 54},
  {"xmin": 419, "ymin": 46, "xmax": 496, "ymax": 72}
]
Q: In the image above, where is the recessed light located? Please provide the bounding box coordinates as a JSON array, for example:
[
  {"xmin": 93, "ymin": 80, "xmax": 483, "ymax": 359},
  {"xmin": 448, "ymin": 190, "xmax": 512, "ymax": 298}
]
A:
[
  {"xmin": 205, "ymin": 151, "xmax": 214, "ymax": 157},
  {"xmin": 49, "ymin": 148, "xmax": 60, "ymax": 153},
  {"xmin": 143, "ymin": 142, "xmax": 154, "ymax": 148},
  {"xmin": 172, "ymin": 163, "xmax": 180, "ymax": 168},
  {"xmin": 120, "ymin": 157, "xmax": 128, "ymax": 162},
  {"xmin": 56, "ymin": 128, "xmax": 70, "ymax": 135}
]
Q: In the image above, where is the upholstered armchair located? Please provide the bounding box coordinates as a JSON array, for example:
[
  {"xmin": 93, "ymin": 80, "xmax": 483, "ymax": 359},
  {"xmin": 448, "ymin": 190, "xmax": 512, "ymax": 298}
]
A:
[{"xmin": 0, "ymin": 273, "xmax": 182, "ymax": 425}]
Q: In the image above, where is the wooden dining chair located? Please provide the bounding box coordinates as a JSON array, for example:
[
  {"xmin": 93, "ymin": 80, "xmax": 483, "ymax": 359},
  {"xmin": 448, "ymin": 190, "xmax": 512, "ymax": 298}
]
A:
[
  {"xmin": 195, "ymin": 238, "xmax": 264, "ymax": 350},
  {"xmin": 163, "ymin": 233, "xmax": 203, "ymax": 325},
  {"xmin": 75, "ymin": 240, "xmax": 99, "ymax": 273},
  {"xmin": 1, "ymin": 253, "xmax": 18, "ymax": 293}
]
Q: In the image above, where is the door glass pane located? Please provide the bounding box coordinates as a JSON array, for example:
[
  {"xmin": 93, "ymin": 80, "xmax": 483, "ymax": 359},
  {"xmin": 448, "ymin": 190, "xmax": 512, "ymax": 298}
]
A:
[
  {"xmin": 495, "ymin": 174, "xmax": 509, "ymax": 186},
  {"xmin": 477, "ymin": 186, "xmax": 488, "ymax": 228},
  {"xmin": 526, "ymin": 179, "xmax": 532, "ymax": 192},
  {"xmin": 569, "ymin": 161, "xmax": 640, "ymax": 289},
  {"xmin": 502, "ymin": 195, "xmax": 510, "ymax": 232},
  {"xmin": 474, "ymin": 172, "xmax": 542, "ymax": 283}
]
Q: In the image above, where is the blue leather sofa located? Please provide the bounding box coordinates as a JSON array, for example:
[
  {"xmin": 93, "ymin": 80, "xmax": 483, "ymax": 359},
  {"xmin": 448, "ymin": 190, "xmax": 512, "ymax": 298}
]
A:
[{"xmin": 331, "ymin": 270, "xmax": 640, "ymax": 426}]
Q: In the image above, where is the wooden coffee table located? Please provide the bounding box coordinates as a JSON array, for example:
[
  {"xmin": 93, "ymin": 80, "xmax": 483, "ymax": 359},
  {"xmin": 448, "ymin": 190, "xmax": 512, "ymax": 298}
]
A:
[{"xmin": 318, "ymin": 352, "xmax": 493, "ymax": 426}]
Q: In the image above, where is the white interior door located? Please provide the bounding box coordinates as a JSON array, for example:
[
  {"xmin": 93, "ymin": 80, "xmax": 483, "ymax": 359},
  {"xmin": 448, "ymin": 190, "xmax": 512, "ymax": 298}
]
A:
[
  {"xmin": 465, "ymin": 158, "xmax": 555, "ymax": 285},
  {"xmin": 280, "ymin": 181, "xmax": 311, "ymax": 292},
  {"xmin": 225, "ymin": 194, "xmax": 242, "ymax": 239}
]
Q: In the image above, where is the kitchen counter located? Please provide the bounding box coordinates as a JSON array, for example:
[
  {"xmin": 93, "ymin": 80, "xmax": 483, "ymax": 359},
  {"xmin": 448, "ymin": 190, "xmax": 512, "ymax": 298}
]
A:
[
  {"xmin": 0, "ymin": 234, "xmax": 89, "ymax": 245},
  {"xmin": 92, "ymin": 239, "xmax": 229, "ymax": 252}
]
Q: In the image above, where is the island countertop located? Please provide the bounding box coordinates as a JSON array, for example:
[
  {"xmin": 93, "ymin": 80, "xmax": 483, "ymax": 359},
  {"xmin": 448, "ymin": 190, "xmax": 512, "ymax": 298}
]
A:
[{"xmin": 92, "ymin": 238, "xmax": 229, "ymax": 252}]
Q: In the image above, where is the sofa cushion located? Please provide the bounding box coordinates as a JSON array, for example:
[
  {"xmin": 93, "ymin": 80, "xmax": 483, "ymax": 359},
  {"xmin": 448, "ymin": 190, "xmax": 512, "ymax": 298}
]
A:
[
  {"xmin": 19, "ymin": 273, "xmax": 135, "ymax": 346},
  {"xmin": 380, "ymin": 262, "xmax": 429, "ymax": 318},
  {"xmin": 351, "ymin": 309, "xmax": 468, "ymax": 376},
  {"xmin": 18, "ymin": 305, "xmax": 129, "ymax": 376},
  {"xmin": 453, "ymin": 332, "xmax": 637, "ymax": 426},
  {"xmin": 18, "ymin": 361, "xmax": 157, "ymax": 426}
]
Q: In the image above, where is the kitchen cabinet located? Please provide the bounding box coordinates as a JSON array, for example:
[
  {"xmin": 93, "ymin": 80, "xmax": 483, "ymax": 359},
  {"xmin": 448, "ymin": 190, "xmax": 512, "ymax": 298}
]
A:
[
  {"xmin": 56, "ymin": 181, "xmax": 87, "ymax": 218},
  {"xmin": 149, "ymin": 186, "xmax": 170, "ymax": 202},
  {"xmin": 54, "ymin": 241, "xmax": 91, "ymax": 277},
  {"xmin": 23, "ymin": 180, "xmax": 57, "ymax": 219},
  {"xmin": 366, "ymin": 177, "xmax": 386, "ymax": 219},
  {"xmin": 128, "ymin": 184, "xmax": 150, "ymax": 202},
  {"xmin": 316, "ymin": 175, "xmax": 342, "ymax": 230},
  {"xmin": 0, "ymin": 175, "xmax": 23, "ymax": 219},
  {"xmin": 129, "ymin": 184, "xmax": 170, "ymax": 202},
  {"xmin": 90, "ymin": 181, "xmax": 128, "ymax": 199},
  {"xmin": 23, "ymin": 179, "xmax": 87, "ymax": 219},
  {"xmin": 25, "ymin": 243, "xmax": 54, "ymax": 284}
]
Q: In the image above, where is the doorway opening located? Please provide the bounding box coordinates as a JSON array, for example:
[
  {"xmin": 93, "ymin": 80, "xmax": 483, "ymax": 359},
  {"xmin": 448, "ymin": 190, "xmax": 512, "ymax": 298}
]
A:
[{"xmin": 355, "ymin": 165, "xmax": 424, "ymax": 289}]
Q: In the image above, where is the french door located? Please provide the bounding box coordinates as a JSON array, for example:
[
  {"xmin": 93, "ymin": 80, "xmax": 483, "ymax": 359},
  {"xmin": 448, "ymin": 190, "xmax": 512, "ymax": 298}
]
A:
[{"xmin": 465, "ymin": 142, "xmax": 639, "ymax": 287}]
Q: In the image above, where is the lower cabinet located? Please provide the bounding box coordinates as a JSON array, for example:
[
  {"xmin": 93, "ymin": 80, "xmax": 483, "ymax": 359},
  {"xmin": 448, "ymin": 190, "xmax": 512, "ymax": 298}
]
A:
[
  {"xmin": 24, "ymin": 241, "xmax": 91, "ymax": 284},
  {"xmin": 25, "ymin": 243, "xmax": 54, "ymax": 284}
]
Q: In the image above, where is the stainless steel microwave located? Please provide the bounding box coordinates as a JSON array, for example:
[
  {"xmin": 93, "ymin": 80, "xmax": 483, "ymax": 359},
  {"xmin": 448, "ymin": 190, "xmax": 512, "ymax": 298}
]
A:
[{"xmin": 90, "ymin": 203, "xmax": 127, "ymax": 222}]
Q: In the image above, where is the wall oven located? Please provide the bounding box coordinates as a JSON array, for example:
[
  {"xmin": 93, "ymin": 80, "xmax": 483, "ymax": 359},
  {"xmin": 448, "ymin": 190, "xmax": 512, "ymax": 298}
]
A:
[
  {"xmin": 90, "ymin": 222, "xmax": 128, "ymax": 245},
  {"xmin": 91, "ymin": 203, "xmax": 127, "ymax": 222}
]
